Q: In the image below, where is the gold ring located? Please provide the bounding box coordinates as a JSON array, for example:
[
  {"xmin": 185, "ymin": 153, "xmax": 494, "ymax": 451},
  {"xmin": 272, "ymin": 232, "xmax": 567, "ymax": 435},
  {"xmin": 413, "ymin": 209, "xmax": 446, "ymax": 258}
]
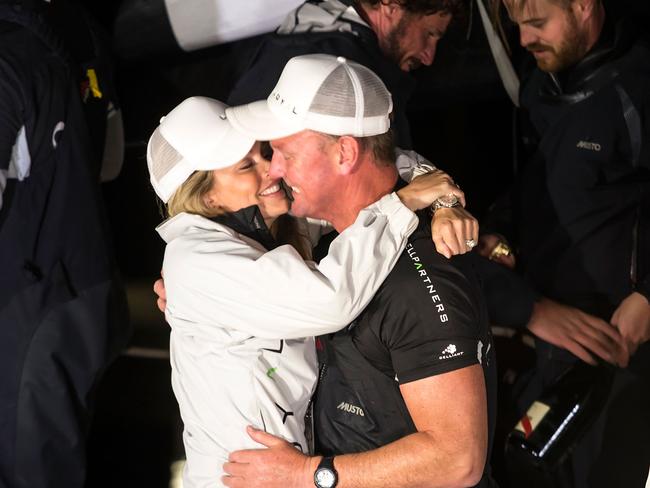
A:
[{"xmin": 489, "ymin": 241, "xmax": 512, "ymax": 260}]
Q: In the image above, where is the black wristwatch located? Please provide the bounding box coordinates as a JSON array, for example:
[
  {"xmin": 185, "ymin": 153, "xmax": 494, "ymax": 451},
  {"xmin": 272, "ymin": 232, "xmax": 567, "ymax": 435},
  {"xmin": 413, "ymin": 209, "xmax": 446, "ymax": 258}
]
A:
[{"xmin": 314, "ymin": 456, "xmax": 338, "ymax": 488}]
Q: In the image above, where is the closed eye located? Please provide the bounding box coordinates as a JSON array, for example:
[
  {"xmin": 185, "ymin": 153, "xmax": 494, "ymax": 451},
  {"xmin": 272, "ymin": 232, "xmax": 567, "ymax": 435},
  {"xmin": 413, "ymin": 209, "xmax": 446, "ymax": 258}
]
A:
[{"xmin": 238, "ymin": 159, "xmax": 255, "ymax": 171}]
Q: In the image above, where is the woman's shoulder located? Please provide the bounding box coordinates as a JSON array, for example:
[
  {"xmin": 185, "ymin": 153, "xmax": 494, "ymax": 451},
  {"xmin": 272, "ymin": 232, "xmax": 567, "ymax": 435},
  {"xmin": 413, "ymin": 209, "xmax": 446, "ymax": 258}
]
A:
[
  {"xmin": 160, "ymin": 213, "xmax": 269, "ymax": 271},
  {"xmin": 156, "ymin": 212, "xmax": 234, "ymax": 244}
]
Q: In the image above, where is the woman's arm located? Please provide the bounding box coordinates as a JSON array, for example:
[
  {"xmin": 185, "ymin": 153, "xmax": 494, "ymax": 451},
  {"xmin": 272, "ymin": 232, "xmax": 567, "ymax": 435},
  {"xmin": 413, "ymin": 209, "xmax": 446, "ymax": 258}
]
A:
[{"xmin": 163, "ymin": 193, "xmax": 417, "ymax": 339}]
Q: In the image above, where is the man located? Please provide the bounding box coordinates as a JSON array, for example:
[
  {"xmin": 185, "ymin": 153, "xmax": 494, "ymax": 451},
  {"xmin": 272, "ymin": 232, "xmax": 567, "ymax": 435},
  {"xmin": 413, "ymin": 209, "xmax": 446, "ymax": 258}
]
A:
[
  {"xmin": 480, "ymin": 0, "xmax": 650, "ymax": 485},
  {"xmin": 0, "ymin": 1, "xmax": 130, "ymax": 486},
  {"xmin": 222, "ymin": 54, "xmax": 497, "ymax": 488}
]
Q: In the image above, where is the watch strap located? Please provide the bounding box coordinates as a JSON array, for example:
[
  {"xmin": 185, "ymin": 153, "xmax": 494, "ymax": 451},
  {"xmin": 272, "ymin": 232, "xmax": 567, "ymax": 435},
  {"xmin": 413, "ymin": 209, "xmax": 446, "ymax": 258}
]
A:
[{"xmin": 314, "ymin": 456, "xmax": 338, "ymax": 488}]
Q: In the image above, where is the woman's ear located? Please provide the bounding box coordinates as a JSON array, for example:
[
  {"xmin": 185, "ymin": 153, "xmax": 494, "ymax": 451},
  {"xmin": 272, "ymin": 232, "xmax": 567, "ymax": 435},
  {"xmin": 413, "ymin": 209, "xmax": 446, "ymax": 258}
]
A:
[
  {"xmin": 336, "ymin": 136, "xmax": 361, "ymax": 175},
  {"xmin": 203, "ymin": 189, "xmax": 220, "ymax": 210}
]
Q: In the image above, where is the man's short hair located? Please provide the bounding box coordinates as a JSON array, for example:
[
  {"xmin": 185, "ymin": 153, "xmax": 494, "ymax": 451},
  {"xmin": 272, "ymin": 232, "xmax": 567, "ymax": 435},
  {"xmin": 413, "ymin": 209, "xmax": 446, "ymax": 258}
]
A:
[
  {"xmin": 358, "ymin": 0, "xmax": 463, "ymax": 17},
  {"xmin": 322, "ymin": 129, "xmax": 396, "ymax": 167}
]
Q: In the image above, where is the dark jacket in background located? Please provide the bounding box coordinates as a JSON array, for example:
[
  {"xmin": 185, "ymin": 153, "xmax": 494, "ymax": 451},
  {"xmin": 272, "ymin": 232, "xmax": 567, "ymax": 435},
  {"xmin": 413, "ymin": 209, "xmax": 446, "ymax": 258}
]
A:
[
  {"xmin": 517, "ymin": 17, "xmax": 650, "ymax": 319},
  {"xmin": 496, "ymin": 12, "xmax": 650, "ymax": 488},
  {"xmin": 0, "ymin": 3, "xmax": 129, "ymax": 487}
]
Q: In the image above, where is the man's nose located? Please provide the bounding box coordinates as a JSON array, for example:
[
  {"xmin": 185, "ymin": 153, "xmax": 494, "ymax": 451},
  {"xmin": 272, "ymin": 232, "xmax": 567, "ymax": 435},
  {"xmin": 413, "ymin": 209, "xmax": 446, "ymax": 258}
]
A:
[
  {"xmin": 269, "ymin": 153, "xmax": 284, "ymax": 179},
  {"xmin": 519, "ymin": 26, "xmax": 536, "ymax": 48},
  {"xmin": 420, "ymin": 42, "xmax": 436, "ymax": 66}
]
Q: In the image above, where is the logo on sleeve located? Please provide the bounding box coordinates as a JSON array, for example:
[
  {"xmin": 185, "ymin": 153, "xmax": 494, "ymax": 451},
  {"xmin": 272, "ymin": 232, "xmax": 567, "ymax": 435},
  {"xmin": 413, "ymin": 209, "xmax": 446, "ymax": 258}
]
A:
[
  {"xmin": 406, "ymin": 243, "xmax": 449, "ymax": 324},
  {"xmin": 439, "ymin": 344, "xmax": 464, "ymax": 360},
  {"xmin": 576, "ymin": 140, "xmax": 601, "ymax": 151}
]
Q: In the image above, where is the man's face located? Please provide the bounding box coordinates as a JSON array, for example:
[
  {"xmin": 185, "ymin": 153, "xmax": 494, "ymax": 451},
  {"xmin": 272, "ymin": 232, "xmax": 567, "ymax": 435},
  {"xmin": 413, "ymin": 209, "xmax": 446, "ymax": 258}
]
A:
[
  {"xmin": 268, "ymin": 130, "xmax": 339, "ymax": 220},
  {"xmin": 380, "ymin": 10, "xmax": 452, "ymax": 72},
  {"xmin": 507, "ymin": 0, "xmax": 588, "ymax": 72}
]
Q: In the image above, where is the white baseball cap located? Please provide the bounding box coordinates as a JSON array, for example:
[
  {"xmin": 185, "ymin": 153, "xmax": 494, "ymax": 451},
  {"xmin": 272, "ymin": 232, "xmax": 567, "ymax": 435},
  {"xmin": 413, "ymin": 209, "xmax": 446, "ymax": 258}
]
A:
[
  {"xmin": 226, "ymin": 54, "xmax": 393, "ymax": 140},
  {"xmin": 147, "ymin": 96, "xmax": 255, "ymax": 202}
]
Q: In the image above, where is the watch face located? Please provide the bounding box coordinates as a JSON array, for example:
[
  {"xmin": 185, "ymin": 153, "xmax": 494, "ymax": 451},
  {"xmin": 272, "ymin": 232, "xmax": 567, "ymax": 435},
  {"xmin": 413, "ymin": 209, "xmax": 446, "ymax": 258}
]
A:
[
  {"xmin": 315, "ymin": 468, "xmax": 336, "ymax": 488},
  {"xmin": 437, "ymin": 193, "xmax": 459, "ymax": 207}
]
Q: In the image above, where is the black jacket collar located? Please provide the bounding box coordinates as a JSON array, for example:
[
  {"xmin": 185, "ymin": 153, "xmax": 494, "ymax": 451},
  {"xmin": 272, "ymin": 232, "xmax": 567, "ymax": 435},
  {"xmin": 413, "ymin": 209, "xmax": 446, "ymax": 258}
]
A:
[
  {"xmin": 538, "ymin": 14, "xmax": 637, "ymax": 104},
  {"xmin": 211, "ymin": 205, "xmax": 278, "ymax": 251}
]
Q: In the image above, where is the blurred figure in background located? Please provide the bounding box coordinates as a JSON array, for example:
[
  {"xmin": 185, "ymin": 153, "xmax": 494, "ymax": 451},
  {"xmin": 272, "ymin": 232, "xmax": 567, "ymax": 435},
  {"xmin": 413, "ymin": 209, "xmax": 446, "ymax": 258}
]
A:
[{"xmin": 0, "ymin": 1, "xmax": 129, "ymax": 487}]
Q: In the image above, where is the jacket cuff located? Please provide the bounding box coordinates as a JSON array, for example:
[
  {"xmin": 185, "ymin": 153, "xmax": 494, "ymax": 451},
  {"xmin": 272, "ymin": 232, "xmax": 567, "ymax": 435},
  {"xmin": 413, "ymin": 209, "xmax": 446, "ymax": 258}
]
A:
[
  {"xmin": 377, "ymin": 192, "xmax": 419, "ymax": 236},
  {"xmin": 635, "ymin": 274, "xmax": 650, "ymax": 304}
]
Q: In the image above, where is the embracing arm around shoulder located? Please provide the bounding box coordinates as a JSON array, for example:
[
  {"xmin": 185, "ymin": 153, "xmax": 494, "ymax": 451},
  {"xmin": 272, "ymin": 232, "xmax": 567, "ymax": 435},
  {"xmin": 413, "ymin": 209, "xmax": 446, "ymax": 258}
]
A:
[{"xmin": 163, "ymin": 193, "xmax": 417, "ymax": 339}]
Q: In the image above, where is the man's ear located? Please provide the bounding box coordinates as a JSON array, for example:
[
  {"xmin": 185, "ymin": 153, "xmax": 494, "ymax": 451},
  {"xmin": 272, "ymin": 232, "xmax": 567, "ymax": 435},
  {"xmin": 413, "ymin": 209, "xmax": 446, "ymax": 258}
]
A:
[
  {"xmin": 336, "ymin": 136, "xmax": 361, "ymax": 175},
  {"xmin": 378, "ymin": 0, "xmax": 403, "ymax": 24},
  {"xmin": 572, "ymin": 0, "xmax": 599, "ymax": 22}
]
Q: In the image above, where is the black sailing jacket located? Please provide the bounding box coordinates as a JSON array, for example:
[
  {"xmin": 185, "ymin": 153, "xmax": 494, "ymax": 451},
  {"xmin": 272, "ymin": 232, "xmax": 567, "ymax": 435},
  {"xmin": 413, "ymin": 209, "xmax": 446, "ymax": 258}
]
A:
[{"xmin": 514, "ymin": 15, "xmax": 650, "ymax": 319}]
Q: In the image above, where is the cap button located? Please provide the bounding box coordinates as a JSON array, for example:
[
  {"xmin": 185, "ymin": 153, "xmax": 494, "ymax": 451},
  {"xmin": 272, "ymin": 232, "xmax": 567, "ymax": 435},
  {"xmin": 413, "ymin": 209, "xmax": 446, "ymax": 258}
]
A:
[{"xmin": 336, "ymin": 56, "xmax": 347, "ymax": 64}]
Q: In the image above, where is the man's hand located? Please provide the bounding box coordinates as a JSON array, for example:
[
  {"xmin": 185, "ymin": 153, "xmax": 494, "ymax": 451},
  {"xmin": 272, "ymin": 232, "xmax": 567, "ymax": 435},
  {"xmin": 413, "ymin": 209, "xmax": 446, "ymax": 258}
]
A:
[
  {"xmin": 431, "ymin": 206, "xmax": 479, "ymax": 259},
  {"xmin": 153, "ymin": 275, "xmax": 166, "ymax": 313},
  {"xmin": 476, "ymin": 233, "xmax": 515, "ymax": 269},
  {"xmin": 611, "ymin": 292, "xmax": 650, "ymax": 359},
  {"xmin": 527, "ymin": 298, "xmax": 627, "ymax": 367},
  {"xmin": 223, "ymin": 426, "xmax": 314, "ymax": 488},
  {"xmin": 396, "ymin": 169, "xmax": 465, "ymax": 211}
]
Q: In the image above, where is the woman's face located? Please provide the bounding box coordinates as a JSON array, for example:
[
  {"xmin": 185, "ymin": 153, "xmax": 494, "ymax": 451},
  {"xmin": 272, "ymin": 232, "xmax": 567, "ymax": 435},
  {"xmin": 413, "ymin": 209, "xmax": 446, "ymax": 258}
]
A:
[{"xmin": 204, "ymin": 141, "xmax": 290, "ymax": 225}]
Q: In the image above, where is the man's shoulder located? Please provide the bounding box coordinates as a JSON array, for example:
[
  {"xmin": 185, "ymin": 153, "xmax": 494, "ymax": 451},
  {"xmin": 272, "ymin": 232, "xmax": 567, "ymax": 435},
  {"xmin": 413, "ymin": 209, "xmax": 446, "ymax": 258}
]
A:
[
  {"xmin": 383, "ymin": 231, "xmax": 477, "ymax": 290},
  {"xmin": 263, "ymin": 27, "xmax": 380, "ymax": 68},
  {"xmin": 374, "ymin": 230, "xmax": 483, "ymax": 321}
]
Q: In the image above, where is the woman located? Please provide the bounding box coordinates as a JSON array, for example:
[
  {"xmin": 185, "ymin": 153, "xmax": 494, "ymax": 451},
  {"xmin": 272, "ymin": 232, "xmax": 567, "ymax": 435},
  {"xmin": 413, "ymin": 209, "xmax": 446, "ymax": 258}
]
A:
[{"xmin": 147, "ymin": 96, "xmax": 467, "ymax": 487}]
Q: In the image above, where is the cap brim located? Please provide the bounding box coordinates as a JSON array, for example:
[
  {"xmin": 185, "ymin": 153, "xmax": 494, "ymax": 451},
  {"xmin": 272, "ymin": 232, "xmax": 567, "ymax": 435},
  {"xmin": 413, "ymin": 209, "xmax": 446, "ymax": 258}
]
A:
[
  {"xmin": 191, "ymin": 122, "xmax": 256, "ymax": 170},
  {"xmin": 226, "ymin": 101, "xmax": 305, "ymax": 141}
]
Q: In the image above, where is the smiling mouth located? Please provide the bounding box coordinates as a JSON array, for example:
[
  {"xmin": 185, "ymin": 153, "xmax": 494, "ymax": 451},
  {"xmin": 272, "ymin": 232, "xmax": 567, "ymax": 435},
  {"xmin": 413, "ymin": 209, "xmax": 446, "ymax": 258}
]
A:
[
  {"xmin": 259, "ymin": 183, "xmax": 282, "ymax": 196},
  {"xmin": 280, "ymin": 180, "xmax": 294, "ymax": 202}
]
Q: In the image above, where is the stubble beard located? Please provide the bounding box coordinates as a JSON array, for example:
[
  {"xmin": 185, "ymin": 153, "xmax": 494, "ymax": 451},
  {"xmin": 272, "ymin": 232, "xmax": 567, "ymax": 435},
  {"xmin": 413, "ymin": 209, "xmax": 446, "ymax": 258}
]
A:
[
  {"xmin": 382, "ymin": 15, "xmax": 421, "ymax": 71},
  {"xmin": 533, "ymin": 12, "xmax": 588, "ymax": 73}
]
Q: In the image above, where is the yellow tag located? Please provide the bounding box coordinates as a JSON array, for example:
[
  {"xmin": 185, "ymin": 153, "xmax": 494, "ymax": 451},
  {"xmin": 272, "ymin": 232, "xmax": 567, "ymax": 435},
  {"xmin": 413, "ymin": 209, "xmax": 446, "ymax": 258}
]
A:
[
  {"xmin": 515, "ymin": 401, "xmax": 550, "ymax": 437},
  {"xmin": 86, "ymin": 69, "xmax": 103, "ymax": 99}
]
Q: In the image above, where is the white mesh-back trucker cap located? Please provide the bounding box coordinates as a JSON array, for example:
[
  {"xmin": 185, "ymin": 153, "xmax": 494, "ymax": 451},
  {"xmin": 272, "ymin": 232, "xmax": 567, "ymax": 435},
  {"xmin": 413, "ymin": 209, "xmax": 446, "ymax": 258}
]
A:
[
  {"xmin": 147, "ymin": 96, "xmax": 255, "ymax": 202},
  {"xmin": 226, "ymin": 54, "xmax": 393, "ymax": 140}
]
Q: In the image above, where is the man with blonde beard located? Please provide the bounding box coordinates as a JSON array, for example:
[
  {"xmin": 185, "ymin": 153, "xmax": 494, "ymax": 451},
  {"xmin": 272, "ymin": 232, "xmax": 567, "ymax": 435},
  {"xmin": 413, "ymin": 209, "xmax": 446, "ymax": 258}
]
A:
[{"xmin": 479, "ymin": 0, "xmax": 650, "ymax": 486}]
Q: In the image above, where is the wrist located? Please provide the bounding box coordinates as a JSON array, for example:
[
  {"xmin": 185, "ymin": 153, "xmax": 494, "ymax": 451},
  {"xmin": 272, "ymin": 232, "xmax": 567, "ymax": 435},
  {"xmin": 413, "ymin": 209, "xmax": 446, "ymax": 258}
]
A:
[
  {"xmin": 308, "ymin": 456, "xmax": 323, "ymax": 487},
  {"xmin": 431, "ymin": 193, "xmax": 460, "ymax": 213},
  {"xmin": 634, "ymin": 283, "xmax": 650, "ymax": 306},
  {"xmin": 313, "ymin": 455, "xmax": 338, "ymax": 488},
  {"xmin": 395, "ymin": 188, "xmax": 418, "ymax": 211}
]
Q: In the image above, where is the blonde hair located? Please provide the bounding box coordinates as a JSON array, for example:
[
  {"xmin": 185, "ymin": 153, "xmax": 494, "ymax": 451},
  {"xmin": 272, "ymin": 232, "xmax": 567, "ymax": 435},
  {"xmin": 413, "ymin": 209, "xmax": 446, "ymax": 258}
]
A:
[
  {"xmin": 165, "ymin": 170, "xmax": 312, "ymax": 260},
  {"xmin": 166, "ymin": 170, "xmax": 220, "ymax": 219}
]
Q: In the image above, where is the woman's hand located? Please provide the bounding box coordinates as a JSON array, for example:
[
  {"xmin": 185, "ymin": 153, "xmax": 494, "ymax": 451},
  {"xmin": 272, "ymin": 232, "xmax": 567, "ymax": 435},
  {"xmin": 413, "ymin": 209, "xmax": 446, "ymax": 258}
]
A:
[
  {"xmin": 431, "ymin": 206, "xmax": 479, "ymax": 258},
  {"xmin": 396, "ymin": 170, "xmax": 478, "ymax": 258},
  {"xmin": 396, "ymin": 169, "xmax": 465, "ymax": 211},
  {"xmin": 153, "ymin": 274, "xmax": 167, "ymax": 313}
]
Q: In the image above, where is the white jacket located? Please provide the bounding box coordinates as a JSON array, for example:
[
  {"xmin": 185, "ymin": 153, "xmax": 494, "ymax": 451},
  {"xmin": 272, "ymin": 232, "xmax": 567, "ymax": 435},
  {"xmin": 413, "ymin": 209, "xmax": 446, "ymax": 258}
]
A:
[{"xmin": 157, "ymin": 192, "xmax": 417, "ymax": 488}]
